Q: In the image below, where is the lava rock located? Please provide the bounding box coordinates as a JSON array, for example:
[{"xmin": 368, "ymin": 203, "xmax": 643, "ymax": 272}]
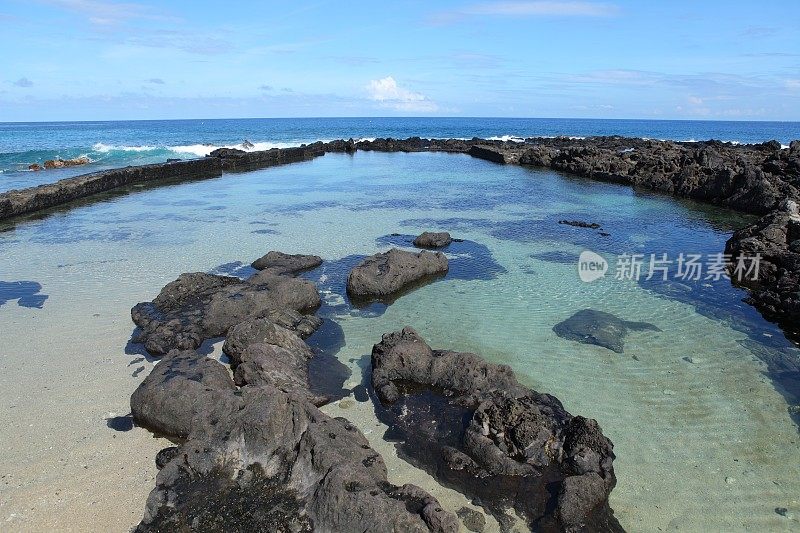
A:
[
  {"xmin": 346, "ymin": 248, "xmax": 448, "ymax": 302},
  {"xmin": 250, "ymin": 251, "xmax": 323, "ymax": 275},
  {"xmin": 370, "ymin": 327, "xmax": 621, "ymax": 531},
  {"xmin": 413, "ymin": 231, "xmax": 453, "ymax": 249},
  {"xmin": 131, "ymin": 267, "xmax": 320, "ymax": 355}
]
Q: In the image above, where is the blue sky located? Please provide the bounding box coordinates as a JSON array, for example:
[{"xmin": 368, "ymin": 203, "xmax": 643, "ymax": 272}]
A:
[{"xmin": 0, "ymin": 0, "xmax": 798, "ymax": 121}]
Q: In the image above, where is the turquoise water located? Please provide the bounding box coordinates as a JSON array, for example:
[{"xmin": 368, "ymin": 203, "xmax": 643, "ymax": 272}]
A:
[
  {"xmin": 1, "ymin": 151, "xmax": 799, "ymax": 530},
  {"xmin": 1, "ymin": 117, "xmax": 799, "ymax": 192}
]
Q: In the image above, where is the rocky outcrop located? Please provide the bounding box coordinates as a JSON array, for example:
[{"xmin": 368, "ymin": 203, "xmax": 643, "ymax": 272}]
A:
[
  {"xmin": 250, "ymin": 250, "xmax": 323, "ymax": 274},
  {"xmin": 133, "ymin": 353, "xmax": 458, "ymax": 532},
  {"xmin": 371, "ymin": 327, "xmax": 622, "ymax": 532},
  {"xmin": 725, "ymin": 199, "xmax": 800, "ymax": 342},
  {"xmin": 131, "ymin": 268, "xmax": 321, "ymax": 355},
  {"xmin": 553, "ymin": 309, "xmax": 662, "ymax": 353},
  {"xmin": 43, "ymin": 156, "xmax": 90, "ymax": 169},
  {"xmin": 517, "ymin": 137, "xmax": 799, "ymax": 216},
  {"xmin": 222, "ymin": 316, "xmax": 330, "ymax": 406},
  {"xmin": 129, "ymin": 263, "xmax": 458, "ymax": 532},
  {"xmin": 413, "ymin": 231, "xmax": 452, "ymax": 249},
  {"xmin": 346, "ymin": 248, "xmax": 449, "ymax": 302}
]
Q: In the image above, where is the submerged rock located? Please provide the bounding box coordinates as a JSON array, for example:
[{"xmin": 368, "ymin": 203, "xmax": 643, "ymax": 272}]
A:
[
  {"xmin": 250, "ymin": 250, "xmax": 323, "ymax": 274},
  {"xmin": 553, "ymin": 309, "xmax": 661, "ymax": 353},
  {"xmin": 413, "ymin": 231, "xmax": 453, "ymax": 249},
  {"xmin": 371, "ymin": 327, "xmax": 622, "ymax": 532},
  {"xmin": 131, "ymin": 266, "xmax": 321, "ymax": 355},
  {"xmin": 559, "ymin": 220, "xmax": 601, "ymax": 229},
  {"xmin": 346, "ymin": 248, "xmax": 449, "ymax": 302}
]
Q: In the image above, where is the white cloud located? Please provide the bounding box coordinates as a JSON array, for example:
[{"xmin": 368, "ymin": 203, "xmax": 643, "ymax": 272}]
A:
[
  {"xmin": 366, "ymin": 76, "xmax": 438, "ymax": 112},
  {"xmin": 786, "ymin": 79, "xmax": 800, "ymax": 90}
]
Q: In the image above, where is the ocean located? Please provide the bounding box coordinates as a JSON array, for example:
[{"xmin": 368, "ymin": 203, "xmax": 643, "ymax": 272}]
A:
[{"xmin": 1, "ymin": 117, "xmax": 799, "ymax": 192}]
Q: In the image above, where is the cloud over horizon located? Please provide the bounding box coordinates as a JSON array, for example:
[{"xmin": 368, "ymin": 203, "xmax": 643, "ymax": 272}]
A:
[{"xmin": 366, "ymin": 77, "xmax": 439, "ymax": 112}]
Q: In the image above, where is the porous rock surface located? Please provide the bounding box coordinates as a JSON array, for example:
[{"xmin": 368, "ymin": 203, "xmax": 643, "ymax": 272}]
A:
[{"xmin": 371, "ymin": 327, "xmax": 623, "ymax": 532}]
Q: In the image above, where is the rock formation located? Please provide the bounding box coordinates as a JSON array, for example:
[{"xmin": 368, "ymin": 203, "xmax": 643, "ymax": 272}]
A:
[
  {"xmin": 553, "ymin": 309, "xmax": 662, "ymax": 353},
  {"xmin": 413, "ymin": 231, "xmax": 453, "ymax": 249},
  {"xmin": 371, "ymin": 327, "xmax": 622, "ymax": 532},
  {"xmin": 346, "ymin": 248, "xmax": 449, "ymax": 302}
]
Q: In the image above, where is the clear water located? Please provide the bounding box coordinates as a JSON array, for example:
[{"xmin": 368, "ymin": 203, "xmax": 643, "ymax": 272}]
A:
[
  {"xmin": 1, "ymin": 151, "xmax": 799, "ymax": 530},
  {"xmin": 1, "ymin": 117, "xmax": 799, "ymax": 192}
]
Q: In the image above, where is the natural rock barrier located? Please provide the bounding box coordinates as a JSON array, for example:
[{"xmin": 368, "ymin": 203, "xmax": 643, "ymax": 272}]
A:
[{"xmin": 371, "ymin": 327, "xmax": 622, "ymax": 532}]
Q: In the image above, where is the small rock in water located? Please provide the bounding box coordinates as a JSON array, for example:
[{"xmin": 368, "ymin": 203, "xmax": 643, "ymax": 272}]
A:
[
  {"xmin": 775, "ymin": 507, "xmax": 789, "ymax": 517},
  {"xmin": 682, "ymin": 356, "xmax": 695, "ymax": 363},
  {"xmin": 725, "ymin": 476, "xmax": 735, "ymax": 484}
]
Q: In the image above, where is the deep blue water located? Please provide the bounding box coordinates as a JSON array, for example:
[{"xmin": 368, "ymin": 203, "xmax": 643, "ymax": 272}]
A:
[{"xmin": 1, "ymin": 117, "xmax": 799, "ymax": 192}]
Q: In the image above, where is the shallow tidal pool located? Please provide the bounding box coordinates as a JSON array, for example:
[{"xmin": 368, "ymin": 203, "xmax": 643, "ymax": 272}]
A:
[{"xmin": 1, "ymin": 151, "xmax": 798, "ymax": 531}]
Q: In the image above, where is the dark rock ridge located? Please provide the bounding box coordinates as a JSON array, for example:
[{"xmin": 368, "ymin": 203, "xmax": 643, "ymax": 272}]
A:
[
  {"xmin": 208, "ymin": 145, "xmax": 322, "ymax": 172},
  {"xmin": 371, "ymin": 327, "xmax": 622, "ymax": 532},
  {"xmin": 414, "ymin": 231, "xmax": 453, "ymax": 249},
  {"xmin": 131, "ymin": 255, "xmax": 322, "ymax": 355},
  {"xmin": 725, "ymin": 199, "xmax": 800, "ymax": 342},
  {"xmin": 553, "ymin": 309, "xmax": 661, "ymax": 354},
  {"xmin": 133, "ymin": 356, "xmax": 458, "ymax": 532},
  {"xmin": 347, "ymin": 248, "xmax": 449, "ymax": 302},
  {"xmin": 0, "ymin": 158, "xmax": 222, "ymax": 222}
]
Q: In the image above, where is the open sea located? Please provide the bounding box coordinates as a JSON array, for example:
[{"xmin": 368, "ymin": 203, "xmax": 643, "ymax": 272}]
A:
[
  {"xmin": 1, "ymin": 117, "xmax": 799, "ymax": 192},
  {"xmin": 1, "ymin": 118, "xmax": 800, "ymax": 531}
]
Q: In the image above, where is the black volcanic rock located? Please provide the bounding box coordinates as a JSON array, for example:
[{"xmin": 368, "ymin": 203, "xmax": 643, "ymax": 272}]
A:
[
  {"xmin": 346, "ymin": 248, "xmax": 449, "ymax": 302},
  {"xmin": 131, "ymin": 267, "xmax": 321, "ymax": 355},
  {"xmin": 222, "ymin": 317, "xmax": 330, "ymax": 406},
  {"xmin": 413, "ymin": 231, "xmax": 453, "ymax": 249},
  {"xmin": 370, "ymin": 327, "xmax": 622, "ymax": 532},
  {"xmin": 553, "ymin": 309, "xmax": 661, "ymax": 353},
  {"xmin": 250, "ymin": 250, "xmax": 323, "ymax": 274},
  {"xmin": 134, "ymin": 351, "xmax": 458, "ymax": 532},
  {"xmin": 725, "ymin": 199, "xmax": 800, "ymax": 343}
]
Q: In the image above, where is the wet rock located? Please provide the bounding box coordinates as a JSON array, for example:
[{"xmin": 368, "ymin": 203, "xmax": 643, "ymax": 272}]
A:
[
  {"xmin": 43, "ymin": 156, "xmax": 90, "ymax": 169},
  {"xmin": 553, "ymin": 309, "xmax": 661, "ymax": 353},
  {"xmin": 250, "ymin": 250, "xmax": 322, "ymax": 274},
  {"xmin": 131, "ymin": 268, "xmax": 321, "ymax": 355},
  {"xmin": 154, "ymin": 446, "xmax": 179, "ymax": 469},
  {"xmin": 370, "ymin": 327, "xmax": 621, "ymax": 532},
  {"xmin": 346, "ymin": 248, "xmax": 448, "ymax": 302},
  {"xmin": 413, "ymin": 231, "xmax": 452, "ymax": 249},
  {"xmin": 559, "ymin": 220, "xmax": 601, "ymax": 229},
  {"xmin": 28, "ymin": 163, "xmax": 42, "ymax": 171}
]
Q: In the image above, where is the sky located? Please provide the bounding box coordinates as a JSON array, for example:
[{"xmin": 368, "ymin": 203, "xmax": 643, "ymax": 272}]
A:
[{"xmin": 0, "ymin": 0, "xmax": 798, "ymax": 121}]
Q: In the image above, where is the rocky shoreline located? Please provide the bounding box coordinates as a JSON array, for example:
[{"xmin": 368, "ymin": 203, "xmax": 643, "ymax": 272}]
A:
[{"xmin": 129, "ymin": 248, "xmax": 622, "ymax": 531}]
